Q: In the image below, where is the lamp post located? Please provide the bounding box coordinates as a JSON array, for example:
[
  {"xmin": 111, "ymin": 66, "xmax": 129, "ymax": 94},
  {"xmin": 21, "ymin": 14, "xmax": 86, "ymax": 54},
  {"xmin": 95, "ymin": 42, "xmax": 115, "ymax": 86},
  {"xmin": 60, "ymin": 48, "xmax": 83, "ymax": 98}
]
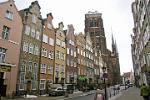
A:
[{"xmin": 102, "ymin": 66, "xmax": 107, "ymax": 100}]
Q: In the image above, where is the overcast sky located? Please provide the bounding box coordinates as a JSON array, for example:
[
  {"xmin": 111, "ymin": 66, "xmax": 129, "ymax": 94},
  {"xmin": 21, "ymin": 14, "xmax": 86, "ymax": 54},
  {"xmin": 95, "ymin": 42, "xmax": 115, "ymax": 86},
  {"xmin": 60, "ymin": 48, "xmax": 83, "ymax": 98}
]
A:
[{"xmin": 2, "ymin": 0, "xmax": 134, "ymax": 74}]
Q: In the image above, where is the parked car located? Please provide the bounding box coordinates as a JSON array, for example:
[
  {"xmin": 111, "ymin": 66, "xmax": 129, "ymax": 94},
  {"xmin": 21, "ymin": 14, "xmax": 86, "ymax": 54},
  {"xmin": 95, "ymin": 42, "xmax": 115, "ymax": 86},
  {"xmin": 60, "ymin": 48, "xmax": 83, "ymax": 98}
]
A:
[
  {"xmin": 49, "ymin": 87, "xmax": 66, "ymax": 96},
  {"xmin": 119, "ymin": 84, "xmax": 125, "ymax": 86},
  {"xmin": 128, "ymin": 83, "xmax": 134, "ymax": 87},
  {"xmin": 114, "ymin": 85, "xmax": 120, "ymax": 90}
]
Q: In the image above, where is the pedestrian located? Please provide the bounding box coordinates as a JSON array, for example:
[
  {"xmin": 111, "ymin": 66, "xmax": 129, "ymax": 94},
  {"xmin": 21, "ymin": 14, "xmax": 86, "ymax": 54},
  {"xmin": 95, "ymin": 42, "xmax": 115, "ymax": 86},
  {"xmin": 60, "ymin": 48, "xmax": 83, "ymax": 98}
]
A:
[
  {"xmin": 140, "ymin": 83, "xmax": 150, "ymax": 100},
  {"xmin": 94, "ymin": 90, "xmax": 105, "ymax": 100}
]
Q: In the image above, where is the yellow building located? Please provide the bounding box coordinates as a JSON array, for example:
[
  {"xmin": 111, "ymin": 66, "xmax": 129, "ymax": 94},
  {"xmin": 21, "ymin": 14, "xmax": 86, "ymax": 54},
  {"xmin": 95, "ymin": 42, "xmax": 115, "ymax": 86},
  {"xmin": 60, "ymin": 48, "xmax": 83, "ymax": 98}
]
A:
[{"xmin": 54, "ymin": 22, "xmax": 66, "ymax": 84}]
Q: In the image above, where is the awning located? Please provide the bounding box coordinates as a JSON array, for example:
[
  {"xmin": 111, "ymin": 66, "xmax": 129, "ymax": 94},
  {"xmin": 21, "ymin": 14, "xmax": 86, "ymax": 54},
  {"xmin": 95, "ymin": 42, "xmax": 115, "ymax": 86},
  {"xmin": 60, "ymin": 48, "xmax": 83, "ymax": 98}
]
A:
[{"xmin": 0, "ymin": 62, "xmax": 16, "ymax": 72}]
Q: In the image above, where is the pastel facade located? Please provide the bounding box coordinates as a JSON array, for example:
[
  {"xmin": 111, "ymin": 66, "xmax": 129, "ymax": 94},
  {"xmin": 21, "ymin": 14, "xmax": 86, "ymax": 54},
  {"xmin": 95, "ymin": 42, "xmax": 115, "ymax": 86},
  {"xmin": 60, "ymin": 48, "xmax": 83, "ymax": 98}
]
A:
[
  {"xmin": 54, "ymin": 22, "xmax": 66, "ymax": 84},
  {"xmin": 0, "ymin": 0, "xmax": 23, "ymax": 97}
]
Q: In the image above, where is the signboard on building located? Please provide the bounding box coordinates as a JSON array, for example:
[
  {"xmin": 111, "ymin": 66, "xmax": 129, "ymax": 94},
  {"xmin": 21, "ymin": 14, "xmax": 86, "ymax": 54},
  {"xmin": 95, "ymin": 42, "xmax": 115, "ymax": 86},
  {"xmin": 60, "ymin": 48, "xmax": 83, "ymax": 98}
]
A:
[
  {"xmin": 0, "ymin": 66, "xmax": 11, "ymax": 72},
  {"xmin": 0, "ymin": 63, "xmax": 15, "ymax": 72}
]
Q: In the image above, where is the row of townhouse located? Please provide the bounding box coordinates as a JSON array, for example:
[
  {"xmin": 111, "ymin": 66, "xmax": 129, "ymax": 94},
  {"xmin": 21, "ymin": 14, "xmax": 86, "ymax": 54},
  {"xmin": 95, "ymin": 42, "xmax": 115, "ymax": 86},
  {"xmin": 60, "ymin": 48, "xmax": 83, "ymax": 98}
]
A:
[
  {"xmin": 131, "ymin": 0, "xmax": 150, "ymax": 87},
  {"xmin": 0, "ymin": 0, "xmax": 104, "ymax": 97}
]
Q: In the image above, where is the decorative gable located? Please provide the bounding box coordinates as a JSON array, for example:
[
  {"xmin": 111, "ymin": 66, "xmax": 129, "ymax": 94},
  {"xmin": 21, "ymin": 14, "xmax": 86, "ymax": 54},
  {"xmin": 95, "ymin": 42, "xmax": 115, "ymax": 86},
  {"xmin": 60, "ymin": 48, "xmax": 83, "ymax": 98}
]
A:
[{"xmin": 56, "ymin": 22, "xmax": 65, "ymax": 37}]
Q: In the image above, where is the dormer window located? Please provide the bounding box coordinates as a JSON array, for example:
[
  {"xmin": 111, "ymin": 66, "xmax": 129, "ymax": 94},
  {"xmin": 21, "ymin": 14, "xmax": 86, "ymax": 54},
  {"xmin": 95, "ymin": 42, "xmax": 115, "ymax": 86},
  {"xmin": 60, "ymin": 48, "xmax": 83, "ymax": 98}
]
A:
[{"xmin": 5, "ymin": 10, "xmax": 13, "ymax": 20}]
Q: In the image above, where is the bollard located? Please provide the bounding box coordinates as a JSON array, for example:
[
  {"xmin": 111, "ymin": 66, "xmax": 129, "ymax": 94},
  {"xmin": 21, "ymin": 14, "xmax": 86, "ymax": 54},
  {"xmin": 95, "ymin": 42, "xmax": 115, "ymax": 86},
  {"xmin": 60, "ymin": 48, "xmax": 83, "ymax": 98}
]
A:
[
  {"xmin": 12, "ymin": 91, "xmax": 15, "ymax": 99},
  {"xmin": 109, "ymin": 92, "xmax": 111, "ymax": 97}
]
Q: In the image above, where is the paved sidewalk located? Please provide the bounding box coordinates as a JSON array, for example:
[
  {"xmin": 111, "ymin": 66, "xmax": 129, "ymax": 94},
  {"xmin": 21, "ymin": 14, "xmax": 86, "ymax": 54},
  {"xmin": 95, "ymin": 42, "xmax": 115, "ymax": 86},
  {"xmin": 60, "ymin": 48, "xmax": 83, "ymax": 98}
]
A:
[
  {"xmin": 1, "ymin": 90, "xmax": 96, "ymax": 100},
  {"xmin": 109, "ymin": 87, "xmax": 144, "ymax": 100}
]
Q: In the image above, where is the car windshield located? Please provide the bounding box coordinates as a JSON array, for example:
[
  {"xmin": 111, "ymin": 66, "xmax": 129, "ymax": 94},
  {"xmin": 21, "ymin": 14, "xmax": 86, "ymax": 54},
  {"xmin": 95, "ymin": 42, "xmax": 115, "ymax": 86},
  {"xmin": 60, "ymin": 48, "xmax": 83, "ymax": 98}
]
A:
[{"xmin": 51, "ymin": 87, "xmax": 57, "ymax": 89}]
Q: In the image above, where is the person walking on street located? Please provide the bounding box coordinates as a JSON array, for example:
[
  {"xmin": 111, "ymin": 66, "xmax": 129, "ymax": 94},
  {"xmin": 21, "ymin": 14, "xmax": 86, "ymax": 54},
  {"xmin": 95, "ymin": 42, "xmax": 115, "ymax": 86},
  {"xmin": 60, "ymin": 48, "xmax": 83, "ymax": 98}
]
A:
[{"xmin": 140, "ymin": 83, "xmax": 150, "ymax": 100}]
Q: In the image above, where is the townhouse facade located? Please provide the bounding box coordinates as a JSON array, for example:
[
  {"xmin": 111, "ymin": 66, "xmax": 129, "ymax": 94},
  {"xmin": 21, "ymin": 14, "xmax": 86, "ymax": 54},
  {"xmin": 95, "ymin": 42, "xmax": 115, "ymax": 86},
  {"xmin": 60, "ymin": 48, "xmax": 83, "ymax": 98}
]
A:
[
  {"xmin": 0, "ymin": 0, "xmax": 23, "ymax": 97},
  {"xmin": 54, "ymin": 22, "xmax": 66, "ymax": 84},
  {"xmin": 40, "ymin": 13, "xmax": 55, "ymax": 94},
  {"xmin": 17, "ymin": 1, "xmax": 43, "ymax": 95},
  {"xmin": 66, "ymin": 25, "xmax": 77, "ymax": 85},
  {"xmin": 93, "ymin": 48, "xmax": 101, "ymax": 87},
  {"xmin": 0, "ymin": 0, "xmax": 122, "ymax": 97},
  {"xmin": 131, "ymin": 0, "xmax": 150, "ymax": 86},
  {"xmin": 75, "ymin": 32, "xmax": 86, "ymax": 90},
  {"xmin": 85, "ymin": 33, "xmax": 94, "ymax": 84}
]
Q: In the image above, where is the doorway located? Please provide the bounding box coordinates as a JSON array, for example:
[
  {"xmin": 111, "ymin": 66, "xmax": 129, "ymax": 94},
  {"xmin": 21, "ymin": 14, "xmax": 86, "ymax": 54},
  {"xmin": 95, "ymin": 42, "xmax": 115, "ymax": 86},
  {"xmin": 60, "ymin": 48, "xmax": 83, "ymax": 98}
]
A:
[{"xmin": 27, "ymin": 81, "xmax": 31, "ymax": 93}]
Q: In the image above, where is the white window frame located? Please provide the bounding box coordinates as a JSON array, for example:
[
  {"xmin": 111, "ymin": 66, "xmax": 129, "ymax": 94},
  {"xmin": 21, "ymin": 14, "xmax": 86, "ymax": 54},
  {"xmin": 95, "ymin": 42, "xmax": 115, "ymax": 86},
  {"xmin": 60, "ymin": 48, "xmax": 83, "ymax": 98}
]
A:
[
  {"xmin": 36, "ymin": 31, "xmax": 40, "ymax": 40},
  {"xmin": 55, "ymin": 64, "xmax": 59, "ymax": 72},
  {"xmin": 32, "ymin": 81, "xmax": 37, "ymax": 90},
  {"xmin": 77, "ymin": 48, "xmax": 80, "ymax": 54},
  {"xmin": 56, "ymin": 39, "xmax": 60, "ymax": 46},
  {"xmin": 69, "ymin": 40, "xmax": 72, "ymax": 45},
  {"xmin": 41, "ymin": 64, "xmax": 46, "ymax": 73},
  {"xmin": 0, "ymin": 48, "xmax": 6, "ymax": 63},
  {"xmin": 62, "ymin": 41, "xmax": 65, "ymax": 48},
  {"xmin": 28, "ymin": 43, "xmax": 34, "ymax": 54},
  {"xmin": 2, "ymin": 26, "xmax": 10, "ymax": 40},
  {"xmin": 34, "ymin": 45, "xmax": 39, "ymax": 56},
  {"xmin": 70, "ymin": 49, "xmax": 73, "ymax": 56},
  {"xmin": 43, "ymin": 34, "xmax": 48, "ymax": 43},
  {"xmin": 28, "ymin": 61, "xmax": 32, "ymax": 72},
  {"xmin": 74, "ymin": 62, "xmax": 77, "ymax": 67},
  {"xmin": 23, "ymin": 42, "xmax": 28, "ymax": 52},
  {"xmin": 33, "ymin": 63, "xmax": 38, "ymax": 73},
  {"xmin": 67, "ymin": 48, "xmax": 70, "ymax": 54},
  {"xmin": 48, "ymin": 51, "xmax": 54, "ymax": 59},
  {"xmin": 42, "ymin": 48, "xmax": 47, "ymax": 57},
  {"xmin": 83, "ymin": 51, "xmax": 85, "ymax": 57},
  {"xmin": 49, "ymin": 38, "xmax": 54, "ymax": 46},
  {"xmin": 81, "ymin": 50, "xmax": 83, "ymax": 55},
  {"xmin": 56, "ymin": 51, "xmax": 60, "ymax": 59},
  {"xmin": 5, "ymin": 10, "xmax": 13, "ymax": 20},
  {"xmin": 74, "ymin": 51, "xmax": 76, "ymax": 57},
  {"xmin": 40, "ymin": 79, "xmax": 46, "ymax": 90},
  {"xmin": 47, "ymin": 65, "xmax": 53, "ymax": 74},
  {"xmin": 19, "ymin": 72, "xmax": 25, "ymax": 90},
  {"xmin": 31, "ymin": 28, "xmax": 36, "ymax": 38},
  {"xmin": 24, "ymin": 25, "xmax": 30, "ymax": 35},
  {"xmin": 20, "ymin": 61, "xmax": 26, "ymax": 72},
  {"xmin": 60, "ymin": 52, "xmax": 64, "ymax": 60}
]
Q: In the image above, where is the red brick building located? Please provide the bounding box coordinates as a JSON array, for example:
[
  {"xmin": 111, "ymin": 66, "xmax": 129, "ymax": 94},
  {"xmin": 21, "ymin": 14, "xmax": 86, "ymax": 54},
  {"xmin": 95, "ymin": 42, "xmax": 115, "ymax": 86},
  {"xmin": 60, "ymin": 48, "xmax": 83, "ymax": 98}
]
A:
[{"xmin": 40, "ymin": 13, "xmax": 55, "ymax": 94}]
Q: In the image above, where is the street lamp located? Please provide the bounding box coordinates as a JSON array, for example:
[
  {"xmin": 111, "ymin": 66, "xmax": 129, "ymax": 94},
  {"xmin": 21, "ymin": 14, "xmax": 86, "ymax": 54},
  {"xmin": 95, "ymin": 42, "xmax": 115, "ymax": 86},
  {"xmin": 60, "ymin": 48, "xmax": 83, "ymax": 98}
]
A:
[{"xmin": 102, "ymin": 66, "xmax": 107, "ymax": 100}]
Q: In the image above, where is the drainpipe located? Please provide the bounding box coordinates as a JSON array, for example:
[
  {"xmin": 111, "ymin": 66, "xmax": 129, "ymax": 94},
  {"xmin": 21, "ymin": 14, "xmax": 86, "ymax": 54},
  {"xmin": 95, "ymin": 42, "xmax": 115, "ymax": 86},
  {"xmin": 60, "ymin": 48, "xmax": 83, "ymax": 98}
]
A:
[{"xmin": 38, "ymin": 18, "xmax": 43, "ymax": 95}]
